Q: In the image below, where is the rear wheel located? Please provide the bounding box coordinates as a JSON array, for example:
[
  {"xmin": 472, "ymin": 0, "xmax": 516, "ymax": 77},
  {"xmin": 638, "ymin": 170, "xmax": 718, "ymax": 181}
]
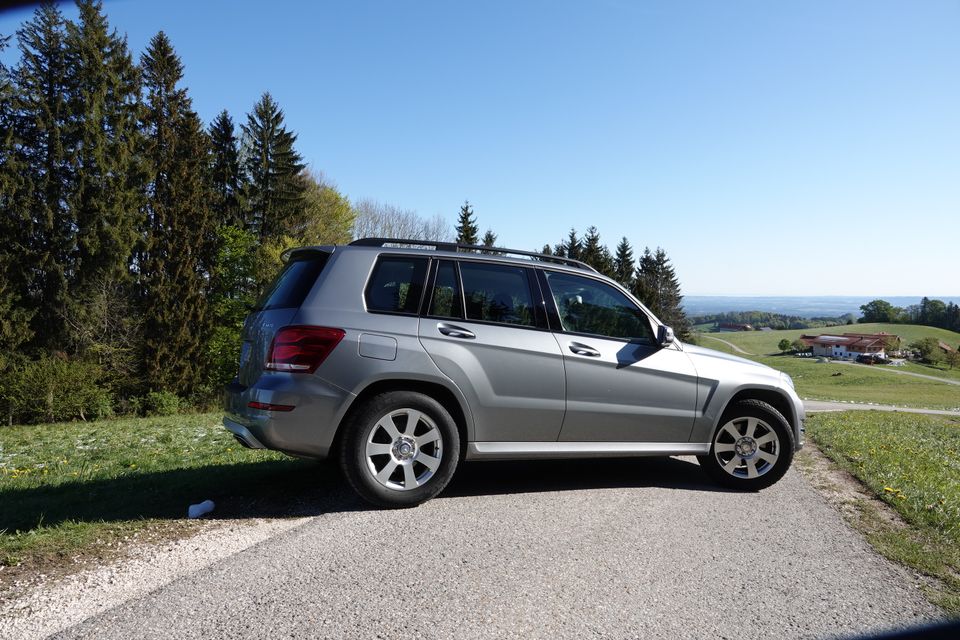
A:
[
  {"xmin": 338, "ymin": 391, "xmax": 460, "ymax": 507},
  {"xmin": 697, "ymin": 399, "xmax": 794, "ymax": 491}
]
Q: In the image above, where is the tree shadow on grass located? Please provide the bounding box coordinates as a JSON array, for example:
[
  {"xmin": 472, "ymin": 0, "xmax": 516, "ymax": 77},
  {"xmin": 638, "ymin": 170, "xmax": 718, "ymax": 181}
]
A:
[
  {"xmin": 1, "ymin": 455, "xmax": 727, "ymax": 534},
  {"xmin": 0, "ymin": 459, "xmax": 356, "ymax": 534}
]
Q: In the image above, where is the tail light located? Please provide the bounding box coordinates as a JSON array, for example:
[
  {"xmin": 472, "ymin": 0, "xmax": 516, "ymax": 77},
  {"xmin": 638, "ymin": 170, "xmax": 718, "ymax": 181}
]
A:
[{"xmin": 265, "ymin": 326, "xmax": 345, "ymax": 373}]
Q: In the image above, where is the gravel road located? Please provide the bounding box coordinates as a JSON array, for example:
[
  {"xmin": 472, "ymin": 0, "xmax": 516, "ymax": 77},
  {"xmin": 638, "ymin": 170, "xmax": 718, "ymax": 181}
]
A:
[{"xmin": 19, "ymin": 457, "xmax": 942, "ymax": 640}]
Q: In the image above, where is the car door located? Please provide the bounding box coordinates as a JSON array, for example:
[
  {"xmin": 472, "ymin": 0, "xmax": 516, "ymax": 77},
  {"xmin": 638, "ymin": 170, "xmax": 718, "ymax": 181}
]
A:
[
  {"xmin": 418, "ymin": 259, "xmax": 566, "ymax": 442},
  {"xmin": 541, "ymin": 269, "xmax": 699, "ymax": 443}
]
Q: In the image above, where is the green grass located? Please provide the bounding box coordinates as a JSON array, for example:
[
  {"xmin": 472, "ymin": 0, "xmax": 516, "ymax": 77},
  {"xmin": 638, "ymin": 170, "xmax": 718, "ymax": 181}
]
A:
[
  {"xmin": 0, "ymin": 413, "xmax": 326, "ymax": 577},
  {"xmin": 898, "ymin": 360, "xmax": 960, "ymax": 382},
  {"xmin": 698, "ymin": 327, "xmax": 960, "ymax": 411},
  {"xmin": 806, "ymin": 411, "xmax": 960, "ymax": 613},
  {"xmin": 758, "ymin": 356, "xmax": 960, "ymax": 410},
  {"xmin": 709, "ymin": 322, "xmax": 960, "ymax": 357}
]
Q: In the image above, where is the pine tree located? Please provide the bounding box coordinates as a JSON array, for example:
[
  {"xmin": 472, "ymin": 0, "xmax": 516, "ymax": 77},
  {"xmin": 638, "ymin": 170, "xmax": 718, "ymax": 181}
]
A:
[
  {"xmin": 632, "ymin": 246, "xmax": 690, "ymax": 339},
  {"xmin": 455, "ymin": 200, "xmax": 479, "ymax": 245},
  {"xmin": 208, "ymin": 109, "xmax": 245, "ymax": 228},
  {"xmin": 241, "ymin": 92, "xmax": 305, "ymax": 240},
  {"xmin": 139, "ymin": 32, "xmax": 215, "ymax": 395},
  {"xmin": 580, "ymin": 226, "xmax": 614, "ymax": 275},
  {"xmin": 613, "ymin": 237, "xmax": 635, "ymax": 288},
  {"xmin": 66, "ymin": 0, "xmax": 144, "ymax": 295},
  {"xmin": 563, "ymin": 228, "xmax": 581, "ymax": 260},
  {"xmin": 15, "ymin": 2, "xmax": 77, "ymax": 349},
  {"xmin": 632, "ymin": 247, "xmax": 657, "ymax": 310},
  {"xmin": 0, "ymin": 35, "xmax": 35, "ymax": 359},
  {"xmin": 482, "ymin": 229, "xmax": 497, "ymax": 248}
]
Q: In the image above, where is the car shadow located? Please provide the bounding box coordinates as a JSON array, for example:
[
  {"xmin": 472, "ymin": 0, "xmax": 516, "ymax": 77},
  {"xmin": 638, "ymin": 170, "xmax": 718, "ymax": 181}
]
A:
[
  {"xmin": 1, "ymin": 456, "xmax": 728, "ymax": 534},
  {"xmin": 445, "ymin": 456, "xmax": 729, "ymax": 498}
]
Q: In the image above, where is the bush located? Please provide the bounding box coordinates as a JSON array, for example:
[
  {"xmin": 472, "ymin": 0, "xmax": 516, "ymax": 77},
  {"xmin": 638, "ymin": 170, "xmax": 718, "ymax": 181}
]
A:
[
  {"xmin": 0, "ymin": 354, "xmax": 113, "ymax": 424},
  {"xmin": 142, "ymin": 391, "xmax": 181, "ymax": 416}
]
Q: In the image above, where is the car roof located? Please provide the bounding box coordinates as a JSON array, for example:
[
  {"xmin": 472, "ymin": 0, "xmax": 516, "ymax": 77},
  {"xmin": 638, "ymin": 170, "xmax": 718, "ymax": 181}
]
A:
[{"xmin": 288, "ymin": 239, "xmax": 603, "ymax": 279}]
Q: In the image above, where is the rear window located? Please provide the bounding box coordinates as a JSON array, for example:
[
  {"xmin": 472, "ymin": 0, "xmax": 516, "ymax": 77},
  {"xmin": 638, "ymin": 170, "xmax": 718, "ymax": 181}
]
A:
[
  {"xmin": 255, "ymin": 253, "xmax": 330, "ymax": 311},
  {"xmin": 365, "ymin": 256, "xmax": 428, "ymax": 314}
]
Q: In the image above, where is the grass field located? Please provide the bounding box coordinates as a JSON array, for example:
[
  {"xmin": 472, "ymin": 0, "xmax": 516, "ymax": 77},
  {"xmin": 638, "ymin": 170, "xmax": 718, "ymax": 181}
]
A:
[
  {"xmin": 701, "ymin": 322, "xmax": 960, "ymax": 356},
  {"xmin": 0, "ymin": 413, "xmax": 318, "ymax": 577},
  {"xmin": 806, "ymin": 411, "xmax": 960, "ymax": 613},
  {"xmin": 698, "ymin": 324, "xmax": 960, "ymax": 411}
]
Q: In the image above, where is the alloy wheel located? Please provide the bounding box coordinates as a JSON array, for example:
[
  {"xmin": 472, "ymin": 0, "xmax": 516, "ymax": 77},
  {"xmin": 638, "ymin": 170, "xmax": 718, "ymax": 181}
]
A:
[{"xmin": 365, "ymin": 408, "xmax": 444, "ymax": 491}]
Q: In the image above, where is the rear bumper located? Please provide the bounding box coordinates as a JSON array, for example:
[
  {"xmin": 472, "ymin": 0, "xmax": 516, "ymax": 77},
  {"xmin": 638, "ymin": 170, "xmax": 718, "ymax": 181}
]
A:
[
  {"xmin": 222, "ymin": 374, "xmax": 354, "ymax": 459},
  {"xmin": 223, "ymin": 417, "xmax": 266, "ymax": 449}
]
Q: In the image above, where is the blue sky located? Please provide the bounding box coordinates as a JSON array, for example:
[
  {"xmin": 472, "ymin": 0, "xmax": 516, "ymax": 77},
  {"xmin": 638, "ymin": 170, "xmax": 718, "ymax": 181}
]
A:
[{"xmin": 2, "ymin": 0, "xmax": 958, "ymax": 296}]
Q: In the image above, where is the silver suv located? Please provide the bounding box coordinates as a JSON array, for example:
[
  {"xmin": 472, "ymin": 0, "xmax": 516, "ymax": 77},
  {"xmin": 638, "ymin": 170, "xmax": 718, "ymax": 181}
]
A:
[{"xmin": 224, "ymin": 239, "xmax": 804, "ymax": 507}]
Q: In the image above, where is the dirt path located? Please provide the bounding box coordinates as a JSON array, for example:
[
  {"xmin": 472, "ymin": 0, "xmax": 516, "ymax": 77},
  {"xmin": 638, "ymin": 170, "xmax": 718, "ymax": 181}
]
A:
[
  {"xmin": 830, "ymin": 360, "xmax": 960, "ymax": 386},
  {"xmin": 699, "ymin": 334, "xmax": 754, "ymax": 355},
  {"xmin": 804, "ymin": 400, "xmax": 960, "ymax": 416}
]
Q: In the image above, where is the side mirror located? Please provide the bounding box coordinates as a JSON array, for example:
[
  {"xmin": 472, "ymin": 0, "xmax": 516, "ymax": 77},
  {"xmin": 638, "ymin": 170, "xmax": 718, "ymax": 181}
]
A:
[{"xmin": 658, "ymin": 325, "xmax": 675, "ymax": 346}]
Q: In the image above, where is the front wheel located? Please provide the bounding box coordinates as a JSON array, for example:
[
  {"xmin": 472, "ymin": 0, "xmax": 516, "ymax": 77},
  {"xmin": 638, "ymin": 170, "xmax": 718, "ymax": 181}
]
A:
[
  {"xmin": 338, "ymin": 391, "xmax": 460, "ymax": 508},
  {"xmin": 697, "ymin": 399, "xmax": 794, "ymax": 491}
]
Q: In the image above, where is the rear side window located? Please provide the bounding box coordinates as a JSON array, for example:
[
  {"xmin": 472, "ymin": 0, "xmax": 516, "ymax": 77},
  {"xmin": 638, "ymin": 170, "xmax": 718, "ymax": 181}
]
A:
[
  {"xmin": 429, "ymin": 260, "xmax": 463, "ymax": 319},
  {"xmin": 459, "ymin": 262, "xmax": 535, "ymax": 327},
  {"xmin": 365, "ymin": 256, "xmax": 428, "ymax": 314},
  {"xmin": 256, "ymin": 253, "xmax": 329, "ymax": 311}
]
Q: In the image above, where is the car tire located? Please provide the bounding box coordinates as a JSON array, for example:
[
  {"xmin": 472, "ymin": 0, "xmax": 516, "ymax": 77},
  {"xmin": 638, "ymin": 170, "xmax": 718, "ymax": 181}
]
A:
[
  {"xmin": 697, "ymin": 399, "xmax": 794, "ymax": 491},
  {"xmin": 338, "ymin": 391, "xmax": 460, "ymax": 508}
]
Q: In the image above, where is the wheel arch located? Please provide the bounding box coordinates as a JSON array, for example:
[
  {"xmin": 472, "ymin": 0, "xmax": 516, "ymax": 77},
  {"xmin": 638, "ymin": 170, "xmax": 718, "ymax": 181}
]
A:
[
  {"xmin": 330, "ymin": 378, "xmax": 471, "ymax": 461},
  {"xmin": 714, "ymin": 387, "xmax": 796, "ymax": 435}
]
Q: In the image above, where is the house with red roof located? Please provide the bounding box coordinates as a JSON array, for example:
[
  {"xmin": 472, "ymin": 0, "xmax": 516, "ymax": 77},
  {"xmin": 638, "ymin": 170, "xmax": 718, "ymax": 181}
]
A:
[{"xmin": 799, "ymin": 332, "xmax": 900, "ymax": 360}]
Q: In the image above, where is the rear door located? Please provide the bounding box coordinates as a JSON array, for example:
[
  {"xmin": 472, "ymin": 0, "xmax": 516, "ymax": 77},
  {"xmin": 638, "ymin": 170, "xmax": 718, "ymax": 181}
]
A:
[
  {"xmin": 237, "ymin": 251, "xmax": 330, "ymax": 386},
  {"xmin": 541, "ymin": 269, "xmax": 699, "ymax": 443},
  {"xmin": 417, "ymin": 259, "xmax": 566, "ymax": 442}
]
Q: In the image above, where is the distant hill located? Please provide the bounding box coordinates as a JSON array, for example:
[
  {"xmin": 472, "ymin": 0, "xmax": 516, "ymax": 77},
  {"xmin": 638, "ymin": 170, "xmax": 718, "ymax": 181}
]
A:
[{"xmin": 683, "ymin": 296, "xmax": 960, "ymax": 318}]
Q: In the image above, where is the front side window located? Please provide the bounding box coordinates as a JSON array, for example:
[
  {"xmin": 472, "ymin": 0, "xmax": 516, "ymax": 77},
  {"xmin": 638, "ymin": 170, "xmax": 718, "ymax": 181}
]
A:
[
  {"xmin": 545, "ymin": 271, "xmax": 654, "ymax": 342},
  {"xmin": 365, "ymin": 256, "xmax": 428, "ymax": 314},
  {"xmin": 459, "ymin": 262, "xmax": 535, "ymax": 327}
]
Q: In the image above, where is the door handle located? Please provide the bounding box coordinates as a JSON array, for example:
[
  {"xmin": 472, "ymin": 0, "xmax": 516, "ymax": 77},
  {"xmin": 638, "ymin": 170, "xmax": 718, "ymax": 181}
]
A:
[
  {"xmin": 437, "ymin": 322, "xmax": 476, "ymax": 339},
  {"xmin": 569, "ymin": 342, "xmax": 601, "ymax": 357}
]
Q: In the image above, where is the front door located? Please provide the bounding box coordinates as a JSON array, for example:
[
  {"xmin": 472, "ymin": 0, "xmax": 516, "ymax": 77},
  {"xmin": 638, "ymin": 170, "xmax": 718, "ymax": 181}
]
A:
[{"xmin": 541, "ymin": 270, "xmax": 699, "ymax": 443}]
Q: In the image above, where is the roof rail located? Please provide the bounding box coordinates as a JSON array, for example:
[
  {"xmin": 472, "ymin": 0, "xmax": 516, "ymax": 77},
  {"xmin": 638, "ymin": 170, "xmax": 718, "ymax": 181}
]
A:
[{"xmin": 348, "ymin": 237, "xmax": 598, "ymax": 272}]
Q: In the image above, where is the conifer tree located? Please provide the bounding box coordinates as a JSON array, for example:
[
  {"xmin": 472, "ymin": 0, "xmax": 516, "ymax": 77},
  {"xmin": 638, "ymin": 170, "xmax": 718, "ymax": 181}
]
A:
[
  {"xmin": 580, "ymin": 226, "xmax": 614, "ymax": 275},
  {"xmin": 632, "ymin": 246, "xmax": 690, "ymax": 339},
  {"xmin": 209, "ymin": 109, "xmax": 245, "ymax": 228},
  {"xmin": 632, "ymin": 247, "xmax": 657, "ymax": 310},
  {"xmin": 613, "ymin": 237, "xmax": 635, "ymax": 288},
  {"xmin": 15, "ymin": 2, "xmax": 76, "ymax": 349},
  {"xmin": 139, "ymin": 31, "xmax": 214, "ymax": 395},
  {"xmin": 482, "ymin": 229, "xmax": 497, "ymax": 248},
  {"xmin": 67, "ymin": 0, "xmax": 144, "ymax": 295},
  {"xmin": 455, "ymin": 200, "xmax": 479, "ymax": 245},
  {"xmin": 562, "ymin": 228, "xmax": 581, "ymax": 260},
  {"xmin": 0, "ymin": 35, "xmax": 35, "ymax": 358},
  {"xmin": 241, "ymin": 92, "xmax": 305, "ymax": 240}
]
